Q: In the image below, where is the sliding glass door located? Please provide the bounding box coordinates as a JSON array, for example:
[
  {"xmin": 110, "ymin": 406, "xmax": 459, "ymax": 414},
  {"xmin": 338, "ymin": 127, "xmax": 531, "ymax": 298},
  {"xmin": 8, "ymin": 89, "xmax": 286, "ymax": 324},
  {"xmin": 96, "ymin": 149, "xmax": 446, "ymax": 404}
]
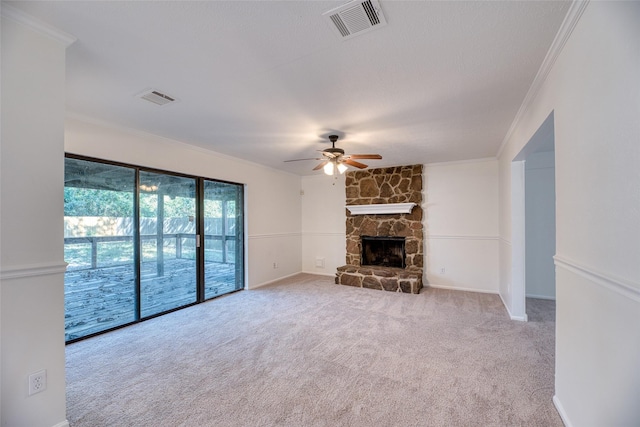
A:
[
  {"xmin": 203, "ymin": 180, "xmax": 244, "ymax": 299},
  {"xmin": 64, "ymin": 158, "xmax": 137, "ymax": 341},
  {"xmin": 64, "ymin": 155, "xmax": 245, "ymax": 342},
  {"xmin": 139, "ymin": 172, "xmax": 197, "ymax": 318}
]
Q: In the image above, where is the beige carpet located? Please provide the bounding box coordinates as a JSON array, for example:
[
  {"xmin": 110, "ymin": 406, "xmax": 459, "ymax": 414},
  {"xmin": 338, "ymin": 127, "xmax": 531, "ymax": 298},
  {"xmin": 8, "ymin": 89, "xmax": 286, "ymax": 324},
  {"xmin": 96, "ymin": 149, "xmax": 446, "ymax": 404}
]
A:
[{"xmin": 66, "ymin": 273, "xmax": 561, "ymax": 426}]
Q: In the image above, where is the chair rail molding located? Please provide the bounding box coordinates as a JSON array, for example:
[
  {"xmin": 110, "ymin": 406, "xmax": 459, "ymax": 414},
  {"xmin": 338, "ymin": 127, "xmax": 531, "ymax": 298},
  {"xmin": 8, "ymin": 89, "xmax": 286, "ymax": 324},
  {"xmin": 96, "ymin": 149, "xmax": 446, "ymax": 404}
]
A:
[
  {"xmin": 426, "ymin": 235, "xmax": 499, "ymax": 241},
  {"xmin": 554, "ymin": 255, "xmax": 640, "ymax": 303},
  {"xmin": 248, "ymin": 232, "xmax": 302, "ymax": 240},
  {"xmin": 0, "ymin": 261, "xmax": 69, "ymax": 280}
]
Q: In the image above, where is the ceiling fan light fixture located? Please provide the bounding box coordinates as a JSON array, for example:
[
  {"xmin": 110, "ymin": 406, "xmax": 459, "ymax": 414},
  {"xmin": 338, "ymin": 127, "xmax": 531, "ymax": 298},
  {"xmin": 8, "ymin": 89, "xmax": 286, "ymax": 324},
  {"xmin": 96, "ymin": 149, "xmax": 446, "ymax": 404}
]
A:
[
  {"xmin": 284, "ymin": 134, "xmax": 381, "ymax": 174},
  {"xmin": 323, "ymin": 161, "xmax": 335, "ymax": 175}
]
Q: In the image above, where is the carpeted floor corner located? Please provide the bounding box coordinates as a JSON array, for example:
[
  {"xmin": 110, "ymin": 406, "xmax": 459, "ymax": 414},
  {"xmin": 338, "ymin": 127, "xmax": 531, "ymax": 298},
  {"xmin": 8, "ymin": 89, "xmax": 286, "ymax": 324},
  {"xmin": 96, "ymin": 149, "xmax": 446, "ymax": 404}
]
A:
[{"xmin": 66, "ymin": 273, "xmax": 561, "ymax": 426}]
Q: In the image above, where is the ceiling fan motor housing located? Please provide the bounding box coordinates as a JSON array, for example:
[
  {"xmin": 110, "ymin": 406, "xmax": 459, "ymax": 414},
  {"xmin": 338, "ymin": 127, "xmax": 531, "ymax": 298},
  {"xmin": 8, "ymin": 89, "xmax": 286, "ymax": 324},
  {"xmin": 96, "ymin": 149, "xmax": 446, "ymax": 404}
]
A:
[
  {"xmin": 324, "ymin": 147, "xmax": 345, "ymax": 156},
  {"xmin": 324, "ymin": 135, "xmax": 344, "ymax": 157},
  {"xmin": 283, "ymin": 134, "xmax": 380, "ymax": 171}
]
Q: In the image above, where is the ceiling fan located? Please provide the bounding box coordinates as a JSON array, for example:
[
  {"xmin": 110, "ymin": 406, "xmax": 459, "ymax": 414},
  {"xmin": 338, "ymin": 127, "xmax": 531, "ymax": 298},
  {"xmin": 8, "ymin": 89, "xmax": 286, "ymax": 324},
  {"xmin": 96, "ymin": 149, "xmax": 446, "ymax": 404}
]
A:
[{"xmin": 284, "ymin": 135, "xmax": 382, "ymax": 175}]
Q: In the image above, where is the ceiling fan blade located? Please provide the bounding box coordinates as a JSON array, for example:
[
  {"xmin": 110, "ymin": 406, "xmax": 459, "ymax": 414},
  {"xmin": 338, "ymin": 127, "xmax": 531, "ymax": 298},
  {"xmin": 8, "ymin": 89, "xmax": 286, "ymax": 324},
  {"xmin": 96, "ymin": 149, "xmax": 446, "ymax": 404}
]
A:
[
  {"xmin": 343, "ymin": 159, "xmax": 368, "ymax": 169},
  {"xmin": 313, "ymin": 160, "xmax": 329, "ymax": 171},
  {"xmin": 284, "ymin": 157, "xmax": 323, "ymax": 163},
  {"xmin": 348, "ymin": 154, "xmax": 382, "ymax": 160},
  {"xmin": 318, "ymin": 150, "xmax": 337, "ymax": 159}
]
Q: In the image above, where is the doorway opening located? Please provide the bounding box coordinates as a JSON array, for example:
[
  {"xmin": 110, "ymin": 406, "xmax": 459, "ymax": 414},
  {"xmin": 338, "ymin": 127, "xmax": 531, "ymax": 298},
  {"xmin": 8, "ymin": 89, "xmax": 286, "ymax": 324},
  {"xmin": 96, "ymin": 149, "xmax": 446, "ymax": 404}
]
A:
[{"xmin": 511, "ymin": 112, "xmax": 556, "ymax": 321}]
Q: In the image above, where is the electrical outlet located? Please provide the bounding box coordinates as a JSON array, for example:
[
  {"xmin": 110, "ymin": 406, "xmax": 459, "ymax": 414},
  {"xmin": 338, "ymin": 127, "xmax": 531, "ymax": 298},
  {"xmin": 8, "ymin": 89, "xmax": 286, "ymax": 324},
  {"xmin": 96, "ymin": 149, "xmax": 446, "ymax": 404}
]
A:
[
  {"xmin": 28, "ymin": 370, "xmax": 47, "ymax": 396},
  {"xmin": 315, "ymin": 257, "xmax": 325, "ymax": 268},
  {"xmin": 440, "ymin": 267, "xmax": 446, "ymax": 274},
  {"xmin": 273, "ymin": 262, "xmax": 278, "ymax": 269}
]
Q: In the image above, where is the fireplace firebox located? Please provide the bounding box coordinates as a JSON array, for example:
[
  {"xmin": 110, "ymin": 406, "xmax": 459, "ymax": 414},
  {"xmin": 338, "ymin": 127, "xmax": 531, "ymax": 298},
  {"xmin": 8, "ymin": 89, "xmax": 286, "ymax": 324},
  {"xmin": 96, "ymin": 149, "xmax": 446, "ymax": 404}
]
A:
[{"xmin": 361, "ymin": 236, "xmax": 406, "ymax": 269}]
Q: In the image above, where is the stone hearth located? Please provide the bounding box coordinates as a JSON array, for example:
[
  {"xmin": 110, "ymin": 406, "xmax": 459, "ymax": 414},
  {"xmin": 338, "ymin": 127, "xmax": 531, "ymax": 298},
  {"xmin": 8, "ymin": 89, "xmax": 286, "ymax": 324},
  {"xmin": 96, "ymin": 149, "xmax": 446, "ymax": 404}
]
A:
[
  {"xmin": 336, "ymin": 265, "xmax": 422, "ymax": 294},
  {"xmin": 336, "ymin": 164, "xmax": 424, "ymax": 294}
]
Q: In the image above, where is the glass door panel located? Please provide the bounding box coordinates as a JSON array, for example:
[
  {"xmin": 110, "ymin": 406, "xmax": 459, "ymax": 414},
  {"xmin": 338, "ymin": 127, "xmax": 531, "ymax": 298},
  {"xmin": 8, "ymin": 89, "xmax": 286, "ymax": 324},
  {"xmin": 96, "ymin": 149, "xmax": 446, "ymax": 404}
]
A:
[
  {"xmin": 64, "ymin": 156, "xmax": 246, "ymax": 342},
  {"xmin": 64, "ymin": 158, "xmax": 136, "ymax": 341},
  {"xmin": 139, "ymin": 172, "xmax": 197, "ymax": 317},
  {"xmin": 203, "ymin": 180, "xmax": 244, "ymax": 299}
]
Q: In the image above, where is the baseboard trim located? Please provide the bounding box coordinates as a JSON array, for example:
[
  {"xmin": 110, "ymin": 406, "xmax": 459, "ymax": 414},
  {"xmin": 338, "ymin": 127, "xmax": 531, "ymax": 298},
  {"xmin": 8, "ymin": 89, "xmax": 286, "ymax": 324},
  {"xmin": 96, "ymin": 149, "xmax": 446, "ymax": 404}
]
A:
[
  {"xmin": 52, "ymin": 420, "xmax": 70, "ymax": 427},
  {"xmin": 553, "ymin": 395, "xmax": 573, "ymax": 427},
  {"xmin": 499, "ymin": 292, "xmax": 528, "ymax": 322},
  {"xmin": 526, "ymin": 294, "xmax": 556, "ymax": 301},
  {"xmin": 301, "ymin": 270, "xmax": 336, "ymax": 278},
  {"xmin": 250, "ymin": 272, "xmax": 302, "ymax": 289},
  {"xmin": 428, "ymin": 284, "xmax": 498, "ymax": 295},
  {"xmin": 554, "ymin": 255, "xmax": 640, "ymax": 303},
  {"xmin": 0, "ymin": 262, "xmax": 68, "ymax": 280}
]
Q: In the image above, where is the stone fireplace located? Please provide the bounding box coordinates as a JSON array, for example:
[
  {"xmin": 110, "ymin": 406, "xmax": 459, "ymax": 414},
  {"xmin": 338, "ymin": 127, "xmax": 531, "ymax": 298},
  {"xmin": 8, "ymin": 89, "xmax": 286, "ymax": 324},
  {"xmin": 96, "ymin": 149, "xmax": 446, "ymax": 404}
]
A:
[{"xmin": 336, "ymin": 164, "xmax": 423, "ymax": 294}]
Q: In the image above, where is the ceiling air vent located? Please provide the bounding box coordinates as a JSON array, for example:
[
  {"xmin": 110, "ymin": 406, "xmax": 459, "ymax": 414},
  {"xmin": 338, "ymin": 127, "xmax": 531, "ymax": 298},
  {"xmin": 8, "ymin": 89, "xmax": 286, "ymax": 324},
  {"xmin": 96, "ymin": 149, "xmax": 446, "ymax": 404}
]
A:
[
  {"xmin": 138, "ymin": 89, "xmax": 177, "ymax": 106},
  {"xmin": 323, "ymin": 0, "xmax": 387, "ymax": 40}
]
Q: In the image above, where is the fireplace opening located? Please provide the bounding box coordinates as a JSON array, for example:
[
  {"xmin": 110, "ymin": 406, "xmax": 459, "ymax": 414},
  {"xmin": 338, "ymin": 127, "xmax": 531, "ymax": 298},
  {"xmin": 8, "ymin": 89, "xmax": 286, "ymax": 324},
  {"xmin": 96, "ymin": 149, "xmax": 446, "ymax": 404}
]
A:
[{"xmin": 361, "ymin": 236, "xmax": 406, "ymax": 268}]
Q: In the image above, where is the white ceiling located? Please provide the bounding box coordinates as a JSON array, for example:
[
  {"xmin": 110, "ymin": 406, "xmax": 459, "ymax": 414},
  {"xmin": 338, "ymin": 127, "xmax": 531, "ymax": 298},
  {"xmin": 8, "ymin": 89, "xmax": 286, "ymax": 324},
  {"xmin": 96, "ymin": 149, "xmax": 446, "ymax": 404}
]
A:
[{"xmin": 7, "ymin": 0, "xmax": 570, "ymax": 175}]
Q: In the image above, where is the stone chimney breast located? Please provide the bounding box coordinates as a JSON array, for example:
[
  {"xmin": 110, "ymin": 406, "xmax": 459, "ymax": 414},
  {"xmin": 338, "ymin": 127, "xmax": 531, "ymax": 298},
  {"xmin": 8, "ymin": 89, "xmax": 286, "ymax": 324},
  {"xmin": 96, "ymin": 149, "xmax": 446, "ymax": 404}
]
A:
[{"xmin": 336, "ymin": 164, "xmax": 424, "ymax": 294}]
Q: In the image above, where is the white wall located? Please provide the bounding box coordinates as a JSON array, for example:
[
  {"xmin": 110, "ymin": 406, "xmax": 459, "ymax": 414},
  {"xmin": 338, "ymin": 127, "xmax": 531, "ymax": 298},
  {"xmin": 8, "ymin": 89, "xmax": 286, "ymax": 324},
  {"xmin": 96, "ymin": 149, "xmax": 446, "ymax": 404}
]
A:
[
  {"xmin": 0, "ymin": 14, "xmax": 69, "ymax": 427},
  {"xmin": 301, "ymin": 174, "xmax": 346, "ymax": 276},
  {"xmin": 525, "ymin": 151, "xmax": 556, "ymax": 300},
  {"xmin": 498, "ymin": 2, "xmax": 640, "ymax": 425},
  {"xmin": 65, "ymin": 118, "xmax": 303, "ymax": 289},
  {"xmin": 424, "ymin": 159, "xmax": 499, "ymax": 293}
]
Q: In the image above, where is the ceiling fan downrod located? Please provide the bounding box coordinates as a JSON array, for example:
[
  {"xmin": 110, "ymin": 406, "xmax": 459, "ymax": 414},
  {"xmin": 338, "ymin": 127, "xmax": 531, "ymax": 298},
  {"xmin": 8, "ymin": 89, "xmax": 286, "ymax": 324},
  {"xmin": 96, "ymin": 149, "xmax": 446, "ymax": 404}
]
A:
[{"xmin": 324, "ymin": 135, "xmax": 345, "ymax": 157}]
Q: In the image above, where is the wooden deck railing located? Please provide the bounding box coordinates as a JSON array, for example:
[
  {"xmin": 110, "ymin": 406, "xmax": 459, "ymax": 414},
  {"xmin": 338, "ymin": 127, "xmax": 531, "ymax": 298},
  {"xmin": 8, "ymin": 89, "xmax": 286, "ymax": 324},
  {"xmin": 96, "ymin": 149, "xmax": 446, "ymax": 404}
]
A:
[{"xmin": 64, "ymin": 234, "xmax": 237, "ymax": 270}]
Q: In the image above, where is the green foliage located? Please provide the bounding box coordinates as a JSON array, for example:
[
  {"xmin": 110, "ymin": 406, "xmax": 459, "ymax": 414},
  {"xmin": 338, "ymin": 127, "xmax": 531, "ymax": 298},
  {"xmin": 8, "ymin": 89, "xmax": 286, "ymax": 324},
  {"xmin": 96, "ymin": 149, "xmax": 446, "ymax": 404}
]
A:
[
  {"xmin": 139, "ymin": 193, "xmax": 196, "ymax": 218},
  {"xmin": 64, "ymin": 188, "xmax": 133, "ymax": 217},
  {"xmin": 64, "ymin": 187, "xmax": 234, "ymax": 218}
]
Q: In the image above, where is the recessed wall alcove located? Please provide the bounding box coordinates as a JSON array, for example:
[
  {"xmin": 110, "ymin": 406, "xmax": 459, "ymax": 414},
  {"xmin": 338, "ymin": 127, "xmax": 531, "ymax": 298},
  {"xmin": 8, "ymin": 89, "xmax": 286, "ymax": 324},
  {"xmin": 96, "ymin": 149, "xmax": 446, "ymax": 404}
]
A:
[{"xmin": 336, "ymin": 164, "xmax": 424, "ymax": 293}]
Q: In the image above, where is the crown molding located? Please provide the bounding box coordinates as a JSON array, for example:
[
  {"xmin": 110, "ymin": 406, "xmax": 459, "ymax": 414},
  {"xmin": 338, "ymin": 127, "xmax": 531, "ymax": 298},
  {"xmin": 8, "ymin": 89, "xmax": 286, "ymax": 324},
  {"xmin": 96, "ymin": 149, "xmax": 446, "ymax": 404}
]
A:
[
  {"xmin": 424, "ymin": 157, "xmax": 497, "ymax": 168},
  {"xmin": 1, "ymin": 3, "xmax": 77, "ymax": 47},
  {"xmin": 66, "ymin": 113, "xmax": 302, "ymax": 179},
  {"xmin": 496, "ymin": 0, "xmax": 590, "ymax": 159}
]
